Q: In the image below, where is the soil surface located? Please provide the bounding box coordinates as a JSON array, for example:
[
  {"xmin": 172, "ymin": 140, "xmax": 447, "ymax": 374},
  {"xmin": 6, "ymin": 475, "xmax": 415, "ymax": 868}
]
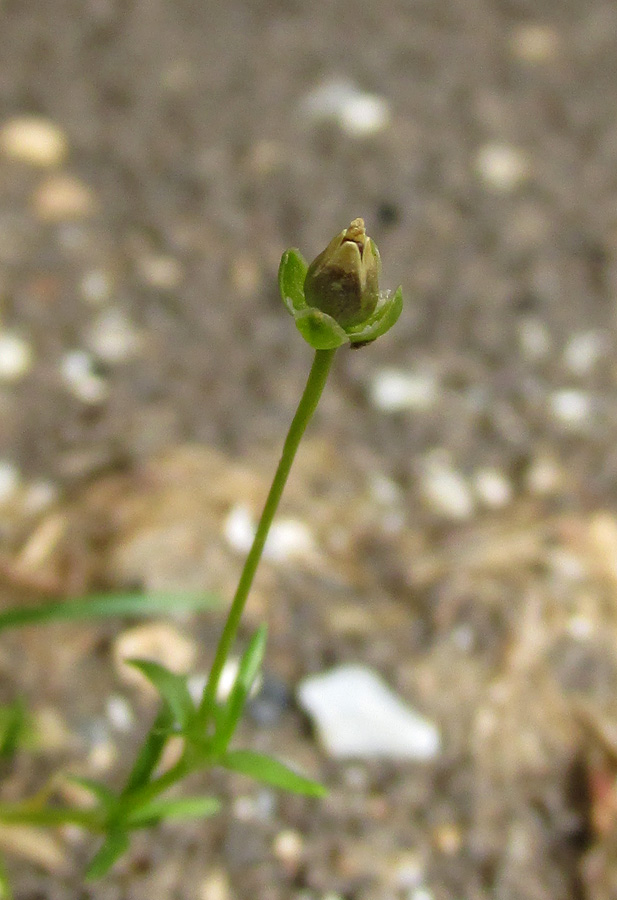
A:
[{"xmin": 1, "ymin": 1, "xmax": 617, "ymax": 898}]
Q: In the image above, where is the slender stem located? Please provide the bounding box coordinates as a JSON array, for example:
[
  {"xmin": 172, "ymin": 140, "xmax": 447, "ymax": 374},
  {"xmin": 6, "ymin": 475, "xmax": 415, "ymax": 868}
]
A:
[{"xmin": 198, "ymin": 348, "xmax": 336, "ymax": 721}]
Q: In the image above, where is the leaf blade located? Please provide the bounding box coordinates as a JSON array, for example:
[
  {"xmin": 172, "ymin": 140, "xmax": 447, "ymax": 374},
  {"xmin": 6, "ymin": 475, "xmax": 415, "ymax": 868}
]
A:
[{"xmin": 220, "ymin": 750, "xmax": 327, "ymax": 797}]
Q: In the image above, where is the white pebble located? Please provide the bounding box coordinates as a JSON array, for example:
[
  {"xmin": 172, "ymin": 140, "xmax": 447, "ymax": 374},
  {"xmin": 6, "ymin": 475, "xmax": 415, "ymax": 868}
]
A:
[
  {"xmin": 60, "ymin": 350, "xmax": 109, "ymax": 404},
  {"xmin": 370, "ymin": 368, "xmax": 438, "ymax": 412},
  {"xmin": 420, "ymin": 453, "xmax": 475, "ymax": 520},
  {"xmin": 265, "ymin": 518, "xmax": 315, "ymax": 562},
  {"xmin": 476, "ymin": 143, "xmax": 529, "ymax": 192},
  {"xmin": 566, "ymin": 615, "xmax": 594, "ymax": 640},
  {"xmin": 297, "ymin": 665, "xmax": 440, "ymax": 760},
  {"xmin": 0, "ymin": 460, "xmax": 20, "ymax": 504},
  {"xmin": 223, "ymin": 504, "xmax": 255, "ymax": 554},
  {"xmin": 0, "ymin": 333, "xmax": 33, "ymax": 381},
  {"xmin": 339, "ymin": 94, "xmax": 390, "ymax": 136},
  {"xmin": 563, "ymin": 330, "xmax": 607, "ymax": 376},
  {"xmin": 300, "ymin": 79, "xmax": 390, "ymax": 137},
  {"xmin": 0, "ymin": 116, "xmax": 68, "ymax": 167},
  {"xmin": 473, "ymin": 467, "xmax": 513, "ymax": 509},
  {"xmin": 87, "ymin": 307, "xmax": 141, "ymax": 364},
  {"xmin": 106, "ymin": 695, "xmax": 134, "ymax": 733},
  {"xmin": 223, "ymin": 504, "xmax": 315, "ymax": 563},
  {"xmin": 550, "ymin": 389, "xmax": 593, "ymax": 427}
]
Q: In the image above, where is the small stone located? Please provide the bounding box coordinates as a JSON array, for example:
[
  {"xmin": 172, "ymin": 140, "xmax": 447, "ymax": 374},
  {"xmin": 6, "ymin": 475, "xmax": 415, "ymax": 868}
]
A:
[
  {"xmin": 301, "ymin": 79, "xmax": 390, "ymax": 136},
  {"xmin": 419, "ymin": 452, "xmax": 475, "ymax": 520},
  {"xmin": 21, "ymin": 479, "xmax": 59, "ymax": 516},
  {"xmin": 199, "ymin": 868, "xmax": 232, "ymax": 900},
  {"xmin": 526, "ymin": 454, "xmax": 563, "ymax": 496},
  {"xmin": 0, "ymin": 333, "xmax": 33, "ymax": 381},
  {"xmin": 370, "ymin": 368, "xmax": 439, "ymax": 412},
  {"xmin": 549, "ymin": 389, "xmax": 594, "ymax": 428},
  {"xmin": 223, "ymin": 504, "xmax": 254, "ymax": 554},
  {"xmin": 80, "ymin": 270, "xmax": 112, "ymax": 305},
  {"xmin": 563, "ymin": 330, "xmax": 607, "ymax": 375},
  {"xmin": 113, "ymin": 622, "xmax": 197, "ymax": 693},
  {"xmin": 0, "ymin": 116, "xmax": 68, "ymax": 167},
  {"xmin": 106, "ymin": 695, "xmax": 134, "ymax": 732},
  {"xmin": 223, "ymin": 504, "xmax": 315, "ymax": 563},
  {"xmin": 33, "ymin": 175, "xmax": 95, "ymax": 221},
  {"xmin": 297, "ymin": 665, "xmax": 440, "ymax": 760},
  {"xmin": 60, "ymin": 350, "xmax": 109, "ymax": 404},
  {"xmin": 266, "ymin": 518, "xmax": 315, "ymax": 563},
  {"xmin": 476, "ymin": 143, "xmax": 529, "ymax": 192},
  {"xmin": 137, "ymin": 254, "xmax": 183, "ymax": 290},
  {"xmin": 87, "ymin": 307, "xmax": 142, "ymax": 364},
  {"xmin": 473, "ymin": 467, "xmax": 513, "ymax": 509},
  {"xmin": 0, "ymin": 460, "xmax": 20, "ymax": 504},
  {"xmin": 272, "ymin": 829, "xmax": 304, "ymax": 868},
  {"xmin": 517, "ymin": 317, "xmax": 551, "ymax": 361},
  {"xmin": 511, "ymin": 24, "xmax": 560, "ymax": 63}
]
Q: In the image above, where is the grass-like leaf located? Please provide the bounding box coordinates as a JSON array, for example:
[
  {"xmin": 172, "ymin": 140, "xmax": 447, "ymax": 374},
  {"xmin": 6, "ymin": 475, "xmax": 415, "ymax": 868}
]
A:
[
  {"xmin": 126, "ymin": 795, "xmax": 220, "ymax": 828},
  {"xmin": 214, "ymin": 625, "xmax": 267, "ymax": 751},
  {"xmin": 122, "ymin": 706, "xmax": 175, "ymax": 795},
  {"xmin": 85, "ymin": 831, "xmax": 130, "ymax": 880},
  {"xmin": 127, "ymin": 660, "xmax": 193, "ymax": 729},
  {"xmin": 0, "ymin": 592, "xmax": 220, "ymax": 633},
  {"xmin": 0, "ymin": 853, "xmax": 12, "ymax": 900},
  {"xmin": 0, "ymin": 699, "xmax": 28, "ymax": 761},
  {"xmin": 220, "ymin": 750, "xmax": 327, "ymax": 797}
]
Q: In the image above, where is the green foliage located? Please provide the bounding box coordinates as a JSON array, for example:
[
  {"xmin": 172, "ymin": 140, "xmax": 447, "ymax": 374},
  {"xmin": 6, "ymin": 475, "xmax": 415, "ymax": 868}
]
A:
[{"xmin": 0, "ymin": 592, "xmax": 220, "ymax": 633}]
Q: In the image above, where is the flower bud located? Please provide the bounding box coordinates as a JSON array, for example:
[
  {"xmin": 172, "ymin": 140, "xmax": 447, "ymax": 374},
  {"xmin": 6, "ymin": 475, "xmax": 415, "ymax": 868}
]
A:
[{"xmin": 303, "ymin": 218, "xmax": 380, "ymax": 329}]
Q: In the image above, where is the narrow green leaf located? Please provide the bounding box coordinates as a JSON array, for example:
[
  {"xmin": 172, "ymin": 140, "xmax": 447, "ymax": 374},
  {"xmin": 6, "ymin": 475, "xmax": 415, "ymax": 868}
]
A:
[
  {"xmin": 220, "ymin": 750, "xmax": 327, "ymax": 797},
  {"xmin": 214, "ymin": 626, "xmax": 267, "ymax": 751},
  {"xmin": 278, "ymin": 249, "xmax": 308, "ymax": 314},
  {"xmin": 0, "ymin": 853, "xmax": 13, "ymax": 900},
  {"xmin": 0, "ymin": 592, "xmax": 220, "ymax": 633},
  {"xmin": 126, "ymin": 795, "xmax": 220, "ymax": 828},
  {"xmin": 123, "ymin": 706, "xmax": 174, "ymax": 795},
  {"xmin": 294, "ymin": 308, "xmax": 348, "ymax": 350},
  {"xmin": 127, "ymin": 660, "xmax": 193, "ymax": 729},
  {"xmin": 0, "ymin": 698, "xmax": 28, "ymax": 760},
  {"xmin": 85, "ymin": 831, "xmax": 130, "ymax": 880}
]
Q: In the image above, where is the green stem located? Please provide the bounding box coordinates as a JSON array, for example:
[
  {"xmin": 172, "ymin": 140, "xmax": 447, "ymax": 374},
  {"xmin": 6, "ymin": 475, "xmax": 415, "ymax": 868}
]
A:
[{"xmin": 199, "ymin": 348, "xmax": 336, "ymax": 722}]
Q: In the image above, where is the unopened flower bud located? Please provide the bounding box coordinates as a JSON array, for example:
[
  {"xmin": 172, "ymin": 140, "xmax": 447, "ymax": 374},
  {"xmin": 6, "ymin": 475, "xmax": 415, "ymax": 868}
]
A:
[{"xmin": 303, "ymin": 218, "xmax": 380, "ymax": 329}]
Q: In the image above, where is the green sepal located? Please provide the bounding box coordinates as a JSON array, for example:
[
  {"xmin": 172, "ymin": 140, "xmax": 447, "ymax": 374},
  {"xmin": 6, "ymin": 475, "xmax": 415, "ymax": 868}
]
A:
[
  {"xmin": 213, "ymin": 625, "xmax": 267, "ymax": 752},
  {"xmin": 85, "ymin": 831, "xmax": 130, "ymax": 880},
  {"xmin": 126, "ymin": 795, "xmax": 221, "ymax": 828},
  {"xmin": 278, "ymin": 249, "xmax": 308, "ymax": 315},
  {"xmin": 219, "ymin": 749, "xmax": 327, "ymax": 797},
  {"xmin": 294, "ymin": 308, "xmax": 349, "ymax": 349},
  {"xmin": 126, "ymin": 660, "xmax": 194, "ymax": 730},
  {"xmin": 347, "ymin": 286, "xmax": 403, "ymax": 345}
]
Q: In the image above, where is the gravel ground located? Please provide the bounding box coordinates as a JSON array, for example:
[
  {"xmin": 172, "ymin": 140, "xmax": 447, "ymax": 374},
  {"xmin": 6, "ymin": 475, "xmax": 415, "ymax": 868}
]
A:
[{"xmin": 2, "ymin": 1, "xmax": 617, "ymax": 898}]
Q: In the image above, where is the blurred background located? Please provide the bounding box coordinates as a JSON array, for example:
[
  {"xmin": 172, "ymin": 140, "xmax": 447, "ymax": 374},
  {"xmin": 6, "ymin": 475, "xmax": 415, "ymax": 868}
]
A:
[{"xmin": 1, "ymin": 0, "xmax": 617, "ymax": 898}]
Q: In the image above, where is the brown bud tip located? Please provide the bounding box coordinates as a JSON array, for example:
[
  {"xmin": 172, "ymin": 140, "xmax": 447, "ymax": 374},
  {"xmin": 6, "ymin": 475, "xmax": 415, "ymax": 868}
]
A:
[{"xmin": 303, "ymin": 218, "xmax": 381, "ymax": 329}]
